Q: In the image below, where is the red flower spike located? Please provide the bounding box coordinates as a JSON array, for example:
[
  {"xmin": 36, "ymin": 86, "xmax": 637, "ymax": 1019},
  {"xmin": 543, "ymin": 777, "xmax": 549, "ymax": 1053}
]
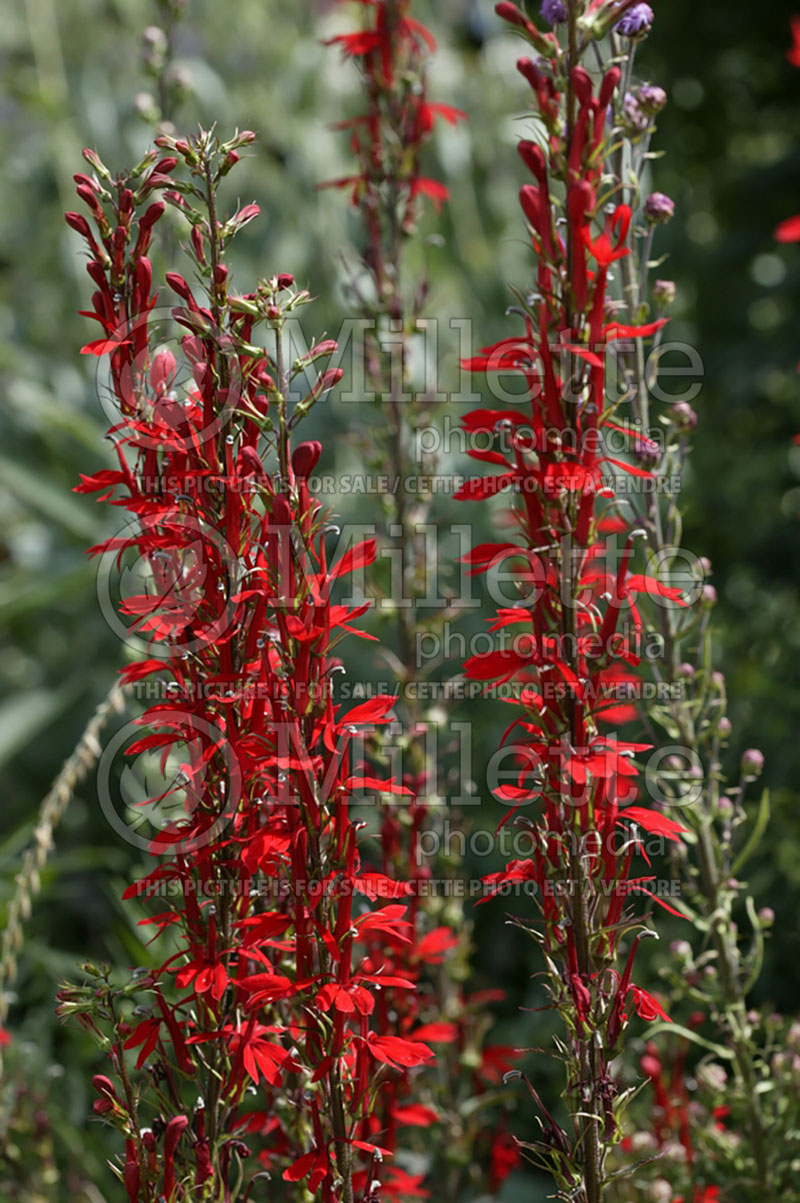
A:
[{"xmin": 66, "ymin": 126, "xmax": 433, "ymax": 1202}]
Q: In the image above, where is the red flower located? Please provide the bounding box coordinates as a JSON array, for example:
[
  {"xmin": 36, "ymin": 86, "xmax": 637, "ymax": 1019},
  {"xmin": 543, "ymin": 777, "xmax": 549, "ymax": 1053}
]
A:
[{"xmin": 788, "ymin": 15, "xmax": 800, "ymax": 67}]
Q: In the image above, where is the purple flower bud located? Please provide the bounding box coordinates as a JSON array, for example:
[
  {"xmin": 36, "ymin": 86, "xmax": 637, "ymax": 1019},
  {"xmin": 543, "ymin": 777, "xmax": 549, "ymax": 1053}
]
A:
[
  {"xmin": 717, "ymin": 795, "xmax": 734, "ymax": 816},
  {"xmin": 741, "ymin": 748, "xmax": 764, "ymax": 776},
  {"xmin": 644, "ymin": 191, "xmax": 675, "ymax": 225},
  {"xmin": 634, "ymin": 435, "xmax": 661, "ymax": 465},
  {"xmin": 677, "ymin": 662, "xmax": 695, "ymax": 678},
  {"xmin": 717, "ymin": 716, "xmax": 732, "ymax": 738},
  {"xmin": 702, "ymin": 584, "xmax": 717, "ymax": 606},
  {"xmin": 621, "ymin": 92, "xmax": 649, "ymax": 136},
  {"xmin": 671, "ymin": 401, "xmax": 697, "ymax": 431},
  {"xmin": 637, "ymin": 84, "xmax": 667, "ymax": 115},
  {"xmin": 540, "ymin": 0, "xmax": 568, "ymax": 23},
  {"xmin": 653, "ymin": 279, "xmax": 676, "ymax": 306},
  {"xmin": 758, "ymin": 907, "xmax": 775, "ymax": 926},
  {"xmin": 615, "ymin": 3, "xmax": 654, "ymax": 37}
]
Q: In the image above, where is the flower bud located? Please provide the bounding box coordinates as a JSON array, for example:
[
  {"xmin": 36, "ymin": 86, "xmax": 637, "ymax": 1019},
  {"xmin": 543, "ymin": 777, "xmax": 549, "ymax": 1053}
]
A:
[
  {"xmin": 143, "ymin": 25, "xmax": 168, "ymax": 55},
  {"xmin": 621, "ymin": 92, "xmax": 649, "ymax": 136},
  {"xmin": 166, "ymin": 271, "xmax": 193, "ymax": 302},
  {"xmin": 540, "ymin": 0, "xmax": 567, "ymax": 23},
  {"xmin": 272, "ymin": 497, "xmax": 293, "ymax": 528},
  {"xmin": 741, "ymin": 748, "xmax": 764, "ymax": 776},
  {"xmin": 702, "ymin": 584, "xmax": 717, "ymax": 606},
  {"xmin": 171, "ymin": 66, "xmax": 193, "ymax": 96},
  {"xmin": 65, "ymin": 211, "xmax": 92, "ymax": 238},
  {"xmin": 495, "ymin": 2, "xmax": 534, "ymax": 32},
  {"xmin": 677, "ymin": 662, "xmax": 695, "ymax": 678},
  {"xmin": 92, "ymin": 1074, "xmax": 117, "ymax": 1097},
  {"xmin": 758, "ymin": 906, "xmax": 775, "ymax": 927},
  {"xmin": 644, "ymin": 191, "xmax": 675, "ymax": 225},
  {"xmin": 637, "ymin": 84, "xmax": 667, "ymax": 115},
  {"xmin": 634, "ymin": 435, "xmax": 661, "ymax": 464},
  {"xmin": 697, "ymin": 1062, "xmax": 727, "ymax": 1092},
  {"xmin": 615, "ymin": 3, "xmax": 654, "ymax": 37},
  {"xmin": 292, "ymin": 441, "xmax": 322, "ymax": 480},
  {"xmin": 671, "ymin": 401, "xmax": 697, "ymax": 431},
  {"xmin": 150, "ymin": 349, "xmax": 177, "ymax": 395},
  {"xmin": 653, "ymin": 279, "xmax": 676, "ymax": 306},
  {"xmin": 717, "ymin": 716, "xmax": 732, "ymax": 738},
  {"xmin": 134, "ymin": 92, "xmax": 160, "ymax": 123}
]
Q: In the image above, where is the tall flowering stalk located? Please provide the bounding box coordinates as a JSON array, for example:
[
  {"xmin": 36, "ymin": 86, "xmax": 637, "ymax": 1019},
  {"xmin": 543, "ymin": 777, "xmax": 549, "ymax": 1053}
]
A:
[
  {"xmin": 456, "ymin": 3, "xmax": 685, "ymax": 1198},
  {"xmin": 606, "ymin": 13, "xmax": 800, "ymax": 1199},
  {"xmin": 62, "ymin": 128, "xmax": 436, "ymax": 1202},
  {"xmin": 324, "ymin": 4, "xmax": 514, "ymax": 1196}
]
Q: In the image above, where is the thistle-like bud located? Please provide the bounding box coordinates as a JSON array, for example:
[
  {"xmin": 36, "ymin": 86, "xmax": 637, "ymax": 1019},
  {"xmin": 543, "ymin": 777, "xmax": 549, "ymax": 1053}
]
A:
[
  {"xmin": 671, "ymin": 401, "xmax": 697, "ymax": 431},
  {"xmin": 540, "ymin": 0, "xmax": 567, "ymax": 24},
  {"xmin": 741, "ymin": 748, "xmax": 765, "ymax": 776},
  {"xmin": 637, "ymin": 84, "xmax": 667, "ymax": 116},
  {"xmin": 644, "ymin": 192, "xmax": 675, "ymax": 225},
  {"xmin": 653, "ymin": 279, "xmax": 676, "ymax": 306},
  {"xmin": 615, "ymin": 3, "xmax": 654, "ymax": 37}
]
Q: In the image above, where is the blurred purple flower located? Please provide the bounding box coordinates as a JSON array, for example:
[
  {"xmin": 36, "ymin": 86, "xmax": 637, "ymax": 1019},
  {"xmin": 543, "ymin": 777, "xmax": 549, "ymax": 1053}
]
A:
[
  {"xmin": 541, "ymin": 0, "xmax": 568, "ymax": 23},
  {"xmin": 615, "ymin": 3, "xmax": 653, "ymax": 36}
]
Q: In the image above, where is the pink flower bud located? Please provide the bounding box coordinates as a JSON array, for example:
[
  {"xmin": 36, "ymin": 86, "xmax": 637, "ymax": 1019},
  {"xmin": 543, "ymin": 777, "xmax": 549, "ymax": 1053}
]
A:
[
  {"xmin": 653, "ymin": 279, "xmax": 676, "ymax": 306},
  {"xmin": 671, "ymin": 401, "xmax": 697, "ymax": 430},
  {"xmin": 741, "ymin": 748, "xmax": 764, "ymax": 776},
  {"xmin": 643, "ymin": 191, "xmax": 675, "ymax": 225}
]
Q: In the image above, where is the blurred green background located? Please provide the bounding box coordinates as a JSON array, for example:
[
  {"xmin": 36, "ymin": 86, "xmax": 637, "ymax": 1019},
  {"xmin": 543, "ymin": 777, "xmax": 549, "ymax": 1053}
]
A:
[{"xmin": 2, "ymin": 0, "xmax": 800, "ymax": 1198}]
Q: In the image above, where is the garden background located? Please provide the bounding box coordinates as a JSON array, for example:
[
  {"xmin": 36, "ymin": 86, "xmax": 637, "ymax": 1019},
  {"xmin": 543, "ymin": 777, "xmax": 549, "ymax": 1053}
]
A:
[{"xmin": 2, "ymin": 0, "xmax": 800, "ymax": 1198}]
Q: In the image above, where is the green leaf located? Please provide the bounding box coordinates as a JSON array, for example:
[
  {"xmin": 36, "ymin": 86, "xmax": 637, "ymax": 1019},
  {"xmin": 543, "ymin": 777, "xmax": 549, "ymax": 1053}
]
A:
[
  {"xmin": 0, "ymin": 455, "xmax": 103, "ymax": 540},
  {"xmin": 646, "ymin": 1022, "xmax": 734, "ymax": 1060},
  {"xmin": 0, "ymin": 564, "xmax": 93, "ymax": 622},
  {"xmin": 0, "ymin": 684, "xmax": 81, "ymax": 770}
]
